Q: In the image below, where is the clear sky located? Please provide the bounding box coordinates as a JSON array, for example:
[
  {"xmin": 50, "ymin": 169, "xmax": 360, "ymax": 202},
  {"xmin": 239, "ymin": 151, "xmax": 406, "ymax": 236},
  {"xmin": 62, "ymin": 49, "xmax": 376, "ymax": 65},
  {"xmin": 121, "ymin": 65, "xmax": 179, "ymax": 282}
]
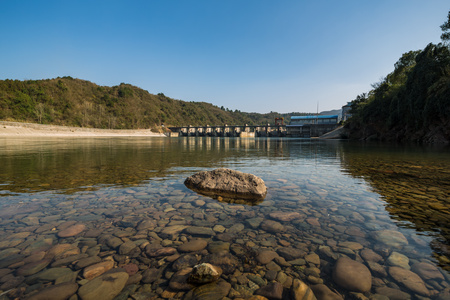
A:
[{"xmin": 1, "ymin": 1, "xmax": 448, "ymax": 113}]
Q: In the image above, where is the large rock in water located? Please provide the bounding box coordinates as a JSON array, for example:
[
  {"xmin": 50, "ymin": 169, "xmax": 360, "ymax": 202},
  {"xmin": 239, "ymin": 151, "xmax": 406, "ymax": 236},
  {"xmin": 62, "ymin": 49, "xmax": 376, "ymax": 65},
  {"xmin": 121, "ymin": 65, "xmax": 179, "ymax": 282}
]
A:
[
  {"xmin": 332, "ymin": 256, "xmax": 372, "ymax": 292},
  {"xmin": 184, "ymin": 168, "xmax": 267, "ymax": 200}
]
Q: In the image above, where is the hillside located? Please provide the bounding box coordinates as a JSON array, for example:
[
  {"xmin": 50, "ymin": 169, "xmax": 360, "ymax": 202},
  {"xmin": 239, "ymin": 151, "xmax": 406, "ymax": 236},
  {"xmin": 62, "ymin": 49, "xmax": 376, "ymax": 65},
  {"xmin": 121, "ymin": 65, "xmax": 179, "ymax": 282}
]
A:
[
  {"xmin": 345, "ymin": 43, "xmax": 450, "ymax": 143},
  {"xmin": 0, "ymin": 77, "xmax": 311, "ymax": 130},
  {"xmin": 345, "ymin": 13, "xmax": 450, "ymax": 144}
]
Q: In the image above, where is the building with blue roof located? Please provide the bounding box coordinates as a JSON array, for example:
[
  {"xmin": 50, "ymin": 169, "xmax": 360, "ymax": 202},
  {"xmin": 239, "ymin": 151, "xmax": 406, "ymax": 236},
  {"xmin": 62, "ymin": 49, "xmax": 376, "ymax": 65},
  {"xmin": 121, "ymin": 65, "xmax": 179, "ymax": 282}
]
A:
[{"xmin": 290, "ymin": 115, "xmax": 339, "ymax": 125}]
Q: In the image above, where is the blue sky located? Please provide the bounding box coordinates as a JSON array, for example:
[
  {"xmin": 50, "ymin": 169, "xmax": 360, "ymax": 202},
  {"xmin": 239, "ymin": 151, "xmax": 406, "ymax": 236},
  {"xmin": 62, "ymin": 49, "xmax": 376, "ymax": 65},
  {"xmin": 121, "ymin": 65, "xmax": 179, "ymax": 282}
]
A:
[{"xmin": 1, "ymin": 1, "xmax": 448, "ymax": 113}]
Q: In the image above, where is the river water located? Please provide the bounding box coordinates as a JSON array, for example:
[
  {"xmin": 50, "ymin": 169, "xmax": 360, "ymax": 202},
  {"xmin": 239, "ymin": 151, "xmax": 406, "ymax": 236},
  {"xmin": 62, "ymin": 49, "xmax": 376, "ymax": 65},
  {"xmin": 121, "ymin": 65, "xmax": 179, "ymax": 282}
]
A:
[{"xmin": 0, "ymin": 137, "xmax": 448, "ymax": 299}]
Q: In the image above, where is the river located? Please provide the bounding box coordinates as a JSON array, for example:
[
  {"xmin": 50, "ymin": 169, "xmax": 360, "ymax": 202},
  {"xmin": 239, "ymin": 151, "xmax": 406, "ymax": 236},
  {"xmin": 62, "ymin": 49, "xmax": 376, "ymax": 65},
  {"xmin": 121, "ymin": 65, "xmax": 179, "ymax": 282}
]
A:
[{"xmin": 0, "ymin": 137, "xmax": 448, "ymax": 299}]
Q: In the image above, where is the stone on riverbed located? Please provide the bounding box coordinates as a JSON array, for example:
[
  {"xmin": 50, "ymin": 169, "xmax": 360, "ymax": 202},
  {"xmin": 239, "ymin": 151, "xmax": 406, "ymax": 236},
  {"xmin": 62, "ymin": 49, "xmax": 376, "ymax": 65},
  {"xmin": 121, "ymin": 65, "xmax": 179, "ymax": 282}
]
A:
[
  {"xmin": 188, "ymin": 263, "xmax": 222, "ymax": 284},
  {"xmin": 184, "ymin": 168, "xmax": 267, "ymax": 200},
  {"xmin": 332, "ymin": 256, "xmax": 372, "ymax": 292}
]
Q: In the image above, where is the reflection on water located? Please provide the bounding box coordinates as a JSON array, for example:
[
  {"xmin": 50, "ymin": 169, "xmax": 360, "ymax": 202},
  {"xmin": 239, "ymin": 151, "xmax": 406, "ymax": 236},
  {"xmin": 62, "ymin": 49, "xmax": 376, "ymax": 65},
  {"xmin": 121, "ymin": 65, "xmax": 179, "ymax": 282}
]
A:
[{"xmin": 0, "ymin": 137, "xmax": 449, "ymax": 299}]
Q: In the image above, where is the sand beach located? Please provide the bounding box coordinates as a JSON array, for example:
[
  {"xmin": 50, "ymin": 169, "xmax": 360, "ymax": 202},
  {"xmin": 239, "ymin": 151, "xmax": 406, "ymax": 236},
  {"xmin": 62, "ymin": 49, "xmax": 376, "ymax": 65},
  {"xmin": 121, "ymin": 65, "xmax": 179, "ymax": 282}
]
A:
[{"xmin": 0, "ymin": 121, "xmax": 165, "ymax": 137}]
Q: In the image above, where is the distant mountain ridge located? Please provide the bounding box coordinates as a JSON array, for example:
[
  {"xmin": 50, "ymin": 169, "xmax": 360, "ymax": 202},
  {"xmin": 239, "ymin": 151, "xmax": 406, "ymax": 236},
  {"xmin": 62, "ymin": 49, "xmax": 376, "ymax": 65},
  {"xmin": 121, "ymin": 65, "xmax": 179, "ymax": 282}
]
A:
[{"xmin": 0, "ymin": 77, "xmax": 335, "ymax": 130}]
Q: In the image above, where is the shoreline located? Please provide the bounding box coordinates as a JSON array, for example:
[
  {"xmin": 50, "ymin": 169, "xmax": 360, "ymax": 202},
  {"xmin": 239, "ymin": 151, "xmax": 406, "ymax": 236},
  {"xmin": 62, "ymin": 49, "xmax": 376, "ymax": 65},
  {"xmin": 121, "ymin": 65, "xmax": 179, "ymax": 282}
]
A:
[{"xmin": 0, "ymin": 121, "xmax": 165, "ymax": 137}]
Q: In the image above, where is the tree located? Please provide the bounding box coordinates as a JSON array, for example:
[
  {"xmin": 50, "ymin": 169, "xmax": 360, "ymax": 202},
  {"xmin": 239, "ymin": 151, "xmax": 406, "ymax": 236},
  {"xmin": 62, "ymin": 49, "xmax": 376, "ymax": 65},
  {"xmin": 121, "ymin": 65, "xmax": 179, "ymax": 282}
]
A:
[
  {"xmin": 441, "ymin": 11, "xmax": 450, "ymax": 43},
  {"xmin": 34, "ymin": 102, "xmax": 45, "ymax": 124}
]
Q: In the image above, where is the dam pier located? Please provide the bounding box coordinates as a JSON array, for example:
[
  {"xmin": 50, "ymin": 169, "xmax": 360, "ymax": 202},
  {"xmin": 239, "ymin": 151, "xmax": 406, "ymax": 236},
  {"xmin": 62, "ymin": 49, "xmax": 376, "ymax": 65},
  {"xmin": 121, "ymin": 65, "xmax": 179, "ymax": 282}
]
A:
[{"xmin": 168, "ymin": 123, "xmax": 339, "ymax": 138}]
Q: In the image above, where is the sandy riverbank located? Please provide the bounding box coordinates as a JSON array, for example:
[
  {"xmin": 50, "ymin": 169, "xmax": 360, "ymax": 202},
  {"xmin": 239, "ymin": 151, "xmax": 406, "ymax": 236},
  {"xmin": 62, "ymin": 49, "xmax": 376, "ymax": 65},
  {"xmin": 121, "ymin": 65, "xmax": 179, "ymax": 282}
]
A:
[{"xmin": 0, "ymin": 121, "xmax": 165, "ymax": 137}]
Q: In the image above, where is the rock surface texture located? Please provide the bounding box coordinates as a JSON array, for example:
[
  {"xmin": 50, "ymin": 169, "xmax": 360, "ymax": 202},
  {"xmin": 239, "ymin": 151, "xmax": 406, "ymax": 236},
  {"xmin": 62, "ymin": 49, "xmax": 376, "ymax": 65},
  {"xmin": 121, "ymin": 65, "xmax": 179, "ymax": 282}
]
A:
[{"xmin": 184, "ymin": 168, "xmax": 267, "ymax": 199}]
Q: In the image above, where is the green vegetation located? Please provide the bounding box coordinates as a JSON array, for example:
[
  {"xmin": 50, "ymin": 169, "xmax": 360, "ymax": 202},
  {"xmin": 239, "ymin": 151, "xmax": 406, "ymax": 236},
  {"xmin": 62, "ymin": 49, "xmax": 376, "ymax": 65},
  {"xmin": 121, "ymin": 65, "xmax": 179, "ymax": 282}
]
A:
[
  {"xmin": 345, "ymin": 12, "xmax": 450, "ymax": 143},
  {"xmin": 0, "ymin": 77, "xmax": 308, "ymax": 130}
]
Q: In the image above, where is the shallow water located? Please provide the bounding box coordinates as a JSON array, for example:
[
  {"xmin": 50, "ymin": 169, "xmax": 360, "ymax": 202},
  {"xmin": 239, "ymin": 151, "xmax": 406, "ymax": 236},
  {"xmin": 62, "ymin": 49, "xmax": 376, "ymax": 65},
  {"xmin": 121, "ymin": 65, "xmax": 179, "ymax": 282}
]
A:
[{"xmin": 0, "ymin": 137, "xmax": 448, "ymax": 299}]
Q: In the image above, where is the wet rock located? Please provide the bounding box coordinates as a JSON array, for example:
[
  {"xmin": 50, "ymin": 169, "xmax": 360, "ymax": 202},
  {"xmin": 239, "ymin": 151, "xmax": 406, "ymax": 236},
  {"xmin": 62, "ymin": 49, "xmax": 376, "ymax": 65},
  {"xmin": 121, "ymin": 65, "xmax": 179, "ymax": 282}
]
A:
[
  {"xmin": 184, "ymin": 226, "xmax": 216, "ymax": 237},
  {"xmin": 257, "ymin": 250, "xmax": 279, "ymax": 264},
  {"xmin": 122, "ymin": 263, "xmax": 139, "ymax": 276},
  {"xmin": 75, "ymin": 256, "xmax": 102, "ymax": 269},
  {"xmin": 248, "ymin": 274, "xmax": 266, "ymax": 286},
  {"xmin": 366, "ymin": 261, "xmax": 387, "ymax": 278},
  {"xmin": 146, "ymin": 246, "xmax": 177, "ymax": 257},
  {"xmin": 269, "ymin": 211, "xmax": 303, "ymax": 222},
  {"xmin": 178, "ymin": 239, "xmax": 208, "ymax": 252},
  {"xmin": 106, "ymin": 237, "xmax": 123, "ymax": 249},
  {"xmin": 255, "ymin": 282, "xmax": 284, "ymax": 300},
  {"xmin": 305, "ymin": 254, "xmax": 320, "ymax": 265},
  {"xmin": 82, "ymin": 260, "xmax": 114, "ymax": 280},
  {"xmin": 306, "ymin": 218, "xmax": 320, "ymax": 227},
  {"xmin": 169, "ymin": 268, "xmax": 194, "ymax": 291},
  {"xmin": 26, "ymin": 267, "xmax": 79, "ymax": 285},
  {"xmin": 136, "ymin": 219, "xmax": 156, "ymax": 231},
  {"xmin": 372, "ymin": 230, "xmax": 408, "ymax": 248},
  {"xmin": 387, "ymin": 252, "xmax": 410, "ymax": 270},
  {"xmin": 360, "ymin": 249, "xmax": 383, "ymax": 262},
  {"xmin": 202, "ymin": 252, "xmax": 239, "ymax": 275},
  {"xmin": 51, "ymin": 253, "xmax": 89, "ymax": 267},
  {"xmin": 46, "ymin": 244, "xmax": 79, "ymax": 259},
  {"xmin": 57, "ymin": 223, "xmax": 86, "ymax": 238},
  {"xmin": 247, "ymin": 217, "xmax": 264, "ymax": 229},
  {"xmin": 141, "ymin": 267, "xmax": 162, "ymax": 284},
  {"xmin": 228, "ymin": 223, "xmax": 245, "ymax": 234},
  {"xmin": 16, "ymin": 259, "xmax": 52, "ymax": 276},
  {"xmin": 25, "ymin": 282, "xmax": 78, "ymax": 300},
  {"xmin": 261, "ymin": 220, "xmax": 286, "ymax": 233},
  {"xmin": 0, "ymin": 253, "xmax": 25, "ymax": 268},
  {"xmin": 277, "ymin": 248, "xmax": 305, "ymax": 261},
  {"xmin": 161, "ymin": 225, "xmax": 188, "ymax": 236},
  {"xmin": 173, "ymin": 254, "xmax": 198, "ymax": 271},
  {"xmin": 311, "ymin": 284, "xmax": 343, "ymax": 300},
  {"xmin": 411, "ymin": 262, "xmax": 445, "ymax": 281},
  {"xmin": 332, "ymin": 256, "xmax": 371, "ymax": 292},
  {"xmin": 388, "ymin": 266, "xmax": 430, "ymax": 296},
  {"xmin": 375, "ymin": 286, "xmax": 411, "ymax": 300},
  {"xmin": 184, "ymin": 168, "xmax": 267, "ymax": 199},
  {"xmin": 1, "ymin": 275, "xmax": 25, "ymax": 290},
  {"xmin": 189, "ymin": 263, "xmax": 222, "ymax": 284},
  {"xmin": 119, "ymin": 240, "xmax": 137, "ymax": 255},
  {"xmin": 184, "ymin": 279, "xmax": 231, "ymax": 300},
  {"xmin": 78, "ymin": 272, "xmax": 129, "ymax": 300},
  {"xmin": 213, "ymin": 225, "xmax": 226, "ymax": 233},
  {"xmin": 0, "ymin": 248, "xmax": 21, "ymax": 260},
  {"xmin": 208, "ymin": 241, "xmax": 230, "ymax": 253},
  {"xmin": 291, "ymin": 279, "xmax": 317, "ymax": 300}
]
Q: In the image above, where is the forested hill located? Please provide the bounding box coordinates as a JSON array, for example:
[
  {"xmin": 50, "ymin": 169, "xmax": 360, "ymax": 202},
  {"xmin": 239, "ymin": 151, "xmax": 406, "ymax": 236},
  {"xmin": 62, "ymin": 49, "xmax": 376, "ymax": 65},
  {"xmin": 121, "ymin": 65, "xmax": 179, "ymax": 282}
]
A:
[
  {"xmin": 345, "ymin": 43, "xmax": 450, "ymax": 143},
  {"xmin": 344, "ymin": 13, "xmax": 450, "ymax": 144},
  {"xmin": 0, "ymin": 77, "xmax": 307, "ymax": 130}
]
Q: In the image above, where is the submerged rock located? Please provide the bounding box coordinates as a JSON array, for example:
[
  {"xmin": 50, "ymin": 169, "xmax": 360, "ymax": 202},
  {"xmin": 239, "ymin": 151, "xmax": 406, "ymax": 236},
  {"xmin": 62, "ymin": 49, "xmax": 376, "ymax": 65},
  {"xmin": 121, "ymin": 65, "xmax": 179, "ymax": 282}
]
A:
[
  {"xmin": 332, "ymin": 256, "xmax": 372, "ymax": 292},
  {"xmin": 189, "ymin": 263, "xmax": 222, "ymax": 284},
  {"xmin": 184, "ymin": 168, "xmax": 267, "ymax": 200}
]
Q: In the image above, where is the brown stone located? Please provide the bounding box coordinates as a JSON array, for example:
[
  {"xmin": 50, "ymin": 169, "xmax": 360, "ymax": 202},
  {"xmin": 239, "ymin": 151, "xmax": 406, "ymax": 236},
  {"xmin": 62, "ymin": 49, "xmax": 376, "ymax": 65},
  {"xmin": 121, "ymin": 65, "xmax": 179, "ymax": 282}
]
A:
[
  {"xmin": 178, "ymin": 239, "xmax": 208, "ymax": 252},
  {"xmin": 25, "ymin": 282, "xmax": 78, "ymax": 300},
  {"xmin": 83, "ymin": 260, "xmax": 114, "ymax": 280},
  {"xmin": 388, "ymin": 266, "xmax": 430, "ymax": 296},
  {"xmin": 269, "ymin": 211, "xmax": 303, "ymax": 222},
  {"xmin": 332, "ymin": 256, "xmax": 371, "ymax": 292},
  {"xmin": 57, "ymin": 224, "xmax": 86, "ymax": 238},
  {"xmin": 184, "ymin": 168, "xmax": 267, "ymax": 199},
  {"xmin": 291, "ymin": 279, "xmax": 317, "ymax": 300}
]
